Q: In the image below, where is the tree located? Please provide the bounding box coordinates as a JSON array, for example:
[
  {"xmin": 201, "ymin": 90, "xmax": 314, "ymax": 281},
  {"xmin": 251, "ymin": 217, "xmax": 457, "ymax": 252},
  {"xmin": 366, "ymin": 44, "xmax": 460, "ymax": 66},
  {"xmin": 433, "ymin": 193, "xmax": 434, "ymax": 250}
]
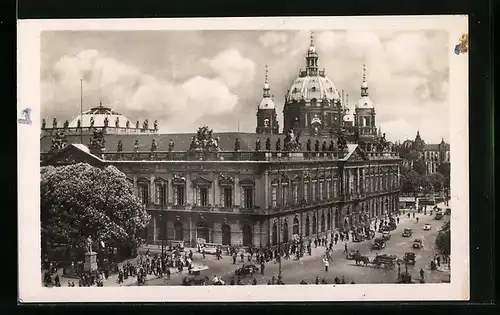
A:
[
  {"xmin": 41, "ymin": 163, "xmax": 151, "ymax": 262},
  {"xmin": 412, "ymin": 159, "xmax": 427, "ymax": 176},
  {"xmin": 435, "ymin": 227, "xmax": 450, "ymax": 255},
  {"xmin": 425, "ymin": 173, "xmax": 445, "ymax": 193},
  {"xmin": 400, "ymin": 168, "xmax": 420, "ymax": 197}
]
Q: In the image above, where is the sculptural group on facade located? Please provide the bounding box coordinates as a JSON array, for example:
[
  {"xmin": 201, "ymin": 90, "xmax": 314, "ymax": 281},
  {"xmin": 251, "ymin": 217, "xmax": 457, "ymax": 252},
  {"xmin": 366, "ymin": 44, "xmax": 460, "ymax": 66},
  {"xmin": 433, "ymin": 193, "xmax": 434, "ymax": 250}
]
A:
[
  {"xmin": 189, "ymin": 126, "xmax": 220, "ymax": 152},
  {"xmin": 89, "ymin": 129, "xmax": 105, "ymax": 151},
  {"xmin": 283, "ymin": 128, "xmax": 301, "ymax": 151},
  {"xmin": 50, "ymin": 130, "xmax": 67, "ymax": 153}
]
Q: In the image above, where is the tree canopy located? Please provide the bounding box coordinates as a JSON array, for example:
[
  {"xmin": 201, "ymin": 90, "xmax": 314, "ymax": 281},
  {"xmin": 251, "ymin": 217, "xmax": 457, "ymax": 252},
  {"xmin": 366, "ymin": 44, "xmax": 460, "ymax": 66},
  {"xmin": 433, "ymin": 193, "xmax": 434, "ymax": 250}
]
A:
[
  {"xmin": 435, "ymin": 222, "xmax": 450, "ymax": 255},
  {"xmin": 41, "ymin": 163, "xmax": 150, "ymax": 261}
]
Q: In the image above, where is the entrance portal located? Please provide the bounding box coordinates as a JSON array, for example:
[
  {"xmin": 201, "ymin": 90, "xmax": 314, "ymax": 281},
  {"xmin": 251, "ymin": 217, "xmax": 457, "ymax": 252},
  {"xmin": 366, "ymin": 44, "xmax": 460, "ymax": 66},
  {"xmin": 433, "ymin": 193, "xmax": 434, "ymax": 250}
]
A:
[
  {"xmin": 221, "ymin": 224, "xmax": 231, "ymax": 245},
  {"xmin": 272, "ymin": 223, "xmax": 278, "ymax": 245},
  {"xmin": 242, "ymin": 224, "xmax": 252, "ymax": 246},
  {"xmin": 196, "ymin": 222, "xmax": 210, "ymax": 243}
]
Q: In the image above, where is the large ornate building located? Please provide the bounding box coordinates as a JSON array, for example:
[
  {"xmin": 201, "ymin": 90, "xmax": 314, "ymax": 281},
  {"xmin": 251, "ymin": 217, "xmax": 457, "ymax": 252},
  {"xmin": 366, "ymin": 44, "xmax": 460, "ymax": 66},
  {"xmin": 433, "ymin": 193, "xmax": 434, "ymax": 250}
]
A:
[{"xmin": 41, "ymin": 33, "xmax": 401, "ymax": 248}]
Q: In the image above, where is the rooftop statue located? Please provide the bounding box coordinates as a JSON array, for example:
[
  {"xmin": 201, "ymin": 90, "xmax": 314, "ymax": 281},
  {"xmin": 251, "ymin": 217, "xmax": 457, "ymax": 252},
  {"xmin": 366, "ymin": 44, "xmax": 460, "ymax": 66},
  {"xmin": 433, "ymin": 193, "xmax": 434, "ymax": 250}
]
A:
[
  {"xmin": 168, "ymin": 139, "xmax": 175, "ymax": 151},
  {"xmin": 126, "ymin": 120, "xmax": 130, "ymax": 128},
  {"xmin": 143, "ymin": 119, "xmax": 149, "ymax": 130},
  {"xmin": 283, "ymin": 129, "xmax": 300, "ymax": 151},
  {"xmin": 136, "ymin": 121, "xmax": 140, "ymax": 129},
  {"xmin": 189, "ymin": 126, "xmax": 220, "ymax": 152},
  {"xmin": 275, "ymin": 137, "xmax": 281, "ymax": 151},
  {"xmin": 89, "ymin": 129, "xmax": 105, "ymax": 151},
  {"xmin": 117, "ymin": 140, "xmax": 123, "ymax": 152},
  {"xmin": 115, "ymin": 117, "xmax": 120, "ymax": 128},
  {"xmin": 52, "ymin": 118, "xmax": 57, "ymax": 128},
  {"xmin": 265, "ymin": 137, "xmax": 271, "ymax": 151},
  {"xmin": 77, "ymin": 119, "xmax": 81, "ymax": 128},
  {"xmin": 90, "ymin": 117, "xmax": 95, "ymax": 128},
  {"xmin": 49, "ymin": 130, "xmax": 67, "ymax": 153},
  {"xmin": 255, "ymin": 137, "xmax": 261, "ymax": 151},
  {"xmin": 234, "ymin": 138, "xmax": 241, "ymax": 152},
  {"xmin": 154, "ymin": 120, "xmax": 158, "ymax": 131},
  {"xmin": 63, "ymin": 120, "xmax": 69, "ymax": 129},
  {"xmin": 134, "ymin": 139, "xmax": 139, "ymax": 152},
  {"xmin": 151, "ymin": 139, "xmax": 157, "ymax": 152},
  {"xmin": 42, "ymin": 119, "xmax": 46, "ymax": 129}
]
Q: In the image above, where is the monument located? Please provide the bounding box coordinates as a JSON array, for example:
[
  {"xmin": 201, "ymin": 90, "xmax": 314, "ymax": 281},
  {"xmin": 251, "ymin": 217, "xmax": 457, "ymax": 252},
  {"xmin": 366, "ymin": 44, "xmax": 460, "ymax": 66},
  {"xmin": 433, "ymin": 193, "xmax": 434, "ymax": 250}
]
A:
[{"xmin": 83, "ymin": 236, "xmax": 98, "ymax": 273}]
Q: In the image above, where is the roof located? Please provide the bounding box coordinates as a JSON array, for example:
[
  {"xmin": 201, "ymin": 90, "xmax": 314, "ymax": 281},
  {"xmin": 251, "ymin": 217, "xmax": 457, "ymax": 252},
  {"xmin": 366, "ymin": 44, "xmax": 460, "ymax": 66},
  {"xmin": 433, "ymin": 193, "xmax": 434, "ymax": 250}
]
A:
[
  {"xmin": 356, "ymin": 95, "xmax": 375, "ymax": 109},
  {"xmin": 40, "ymin": 132, "xmax": 339, "ymax": 153},
  {"xmin": 259, "ymin": 97, "xmax": 275, "ymax": 110}
]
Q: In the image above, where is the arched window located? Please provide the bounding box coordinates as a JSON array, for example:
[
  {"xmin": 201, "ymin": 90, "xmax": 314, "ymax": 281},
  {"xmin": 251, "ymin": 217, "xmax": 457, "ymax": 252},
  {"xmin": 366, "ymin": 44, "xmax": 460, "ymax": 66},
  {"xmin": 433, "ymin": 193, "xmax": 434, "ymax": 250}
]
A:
[
  {"xmin": 174, "ymin": 221, "xmax": 183, "ymax": 241},
  {"xmin": 305, "ymin": 216, "xmax": 310, "ymax": 236},
  {"xmin": 321, "ymin": 213, "xmax": 325, "ymax": 232},
  {"xmin": 221, "ymin": 224, "xmax": 231, "ymax": 245},
  {"xmin": 293, "ymin": 217, "xmax": 299, "ymax": 235},
  {"xmin": 312, "ymin": 215, "xmax": 317, "ymax": 235}
]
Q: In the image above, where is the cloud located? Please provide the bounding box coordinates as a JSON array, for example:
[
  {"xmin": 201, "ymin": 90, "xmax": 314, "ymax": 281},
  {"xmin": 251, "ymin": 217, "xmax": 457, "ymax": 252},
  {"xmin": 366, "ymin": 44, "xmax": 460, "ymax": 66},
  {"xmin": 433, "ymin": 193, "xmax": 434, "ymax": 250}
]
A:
[
  {"xmin": 42, "ymin": 49, "xmax": 239, "ymax": 133},
  {"xmin": 202, "ymin": 49, "xmax": 256, "ymax": 89}
]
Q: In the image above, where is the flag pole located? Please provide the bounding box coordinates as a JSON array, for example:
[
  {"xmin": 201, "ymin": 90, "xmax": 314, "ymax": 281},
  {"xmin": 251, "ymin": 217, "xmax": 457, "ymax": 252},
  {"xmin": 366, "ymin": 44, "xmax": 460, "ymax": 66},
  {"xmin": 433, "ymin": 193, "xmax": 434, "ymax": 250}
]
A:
[{"xmin": 80, "ymin": 78, "xmax": 83, "ymax": 144}]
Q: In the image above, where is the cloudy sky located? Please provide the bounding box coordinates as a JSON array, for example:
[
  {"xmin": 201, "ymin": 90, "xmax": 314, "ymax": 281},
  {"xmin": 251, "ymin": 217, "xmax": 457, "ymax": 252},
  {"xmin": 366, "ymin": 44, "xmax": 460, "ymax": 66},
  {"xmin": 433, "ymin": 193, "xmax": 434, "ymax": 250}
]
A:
[{"xmin": 41, "ymin": 30, "xmax": 449, "ymax": 143}]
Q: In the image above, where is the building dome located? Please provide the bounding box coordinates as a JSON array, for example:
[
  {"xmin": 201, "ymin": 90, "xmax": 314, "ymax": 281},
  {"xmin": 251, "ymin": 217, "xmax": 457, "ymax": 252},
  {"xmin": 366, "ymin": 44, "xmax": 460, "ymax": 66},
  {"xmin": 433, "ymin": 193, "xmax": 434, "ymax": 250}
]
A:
[
  {"xmin": 259, "ymin": 97, "xmax": 275, "ymax": 109},
  {"xmin": 356, "ymin": 96, "xmax": 375, "ymax": 109},
  {"xmin": 69, "ymin": 103, "xmax": 134, "ymax": 128},
  {"xmin": 287, "ymin": 75, "xmax": 340, "ymax": 101}
]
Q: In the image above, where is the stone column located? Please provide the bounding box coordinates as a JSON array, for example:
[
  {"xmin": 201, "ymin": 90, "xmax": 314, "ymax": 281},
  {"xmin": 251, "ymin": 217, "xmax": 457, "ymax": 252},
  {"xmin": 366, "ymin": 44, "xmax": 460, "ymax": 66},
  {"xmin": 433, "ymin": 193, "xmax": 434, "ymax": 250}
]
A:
[
  {"xmin": 264, "ymin": 171, "xmax": 269, "ymax": 210},
  {"xmin": 213, "ymin": 174, "xmax": 219, "ymax": 207},
  {"xmin": 150, "ymin": 175, "xmax": 156, "ymax": 204},
  {"xmin": 167, "ymin": 173, "xmax": 173, "ymax": 204},
  {"xmin": 234, "ymin": 175, "xmax": 241, "ymax": 207},
  {"xmin": 186, "ymin": 173, "xmax": 192, "ymax": 205}
]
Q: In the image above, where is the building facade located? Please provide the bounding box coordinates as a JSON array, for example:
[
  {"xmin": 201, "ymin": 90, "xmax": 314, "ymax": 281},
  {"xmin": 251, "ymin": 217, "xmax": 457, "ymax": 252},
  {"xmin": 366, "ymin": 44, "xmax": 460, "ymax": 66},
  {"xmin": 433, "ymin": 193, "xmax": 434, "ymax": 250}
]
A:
[{"xmin": 399, "ymin": 131, "xmax": 450, "ymax": 174}]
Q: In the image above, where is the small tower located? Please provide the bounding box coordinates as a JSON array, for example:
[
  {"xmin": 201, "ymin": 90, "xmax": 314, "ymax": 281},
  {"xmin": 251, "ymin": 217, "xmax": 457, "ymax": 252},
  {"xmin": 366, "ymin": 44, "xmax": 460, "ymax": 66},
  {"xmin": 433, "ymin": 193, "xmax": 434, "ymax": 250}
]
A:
[
  {"xmin": 354, "ymin": 63, "xmax": 377, "ymax": 142},
  {"xmin": 256, "ymin": 65, "xmax": 279, "ymax": 134}
]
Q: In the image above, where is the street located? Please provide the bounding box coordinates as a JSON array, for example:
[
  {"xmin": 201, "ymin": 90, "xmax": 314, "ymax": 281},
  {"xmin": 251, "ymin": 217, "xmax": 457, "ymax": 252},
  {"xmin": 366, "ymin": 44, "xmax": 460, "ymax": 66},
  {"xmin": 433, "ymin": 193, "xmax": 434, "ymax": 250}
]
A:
[{"xmin": 147, "ymin": 207, "xmax": 451, "ymax": 286}]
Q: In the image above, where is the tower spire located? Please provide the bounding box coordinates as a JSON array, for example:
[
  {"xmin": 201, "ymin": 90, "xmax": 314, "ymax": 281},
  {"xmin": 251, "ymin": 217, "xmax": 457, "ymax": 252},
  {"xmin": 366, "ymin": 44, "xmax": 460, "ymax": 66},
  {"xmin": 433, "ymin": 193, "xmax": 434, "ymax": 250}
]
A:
[
  {"xmin": 310, "ymin": 31, "xmax": 314, "ymax": 47},
  {"xmin": 361, "ymin": 63, "xmax": 369, "ymax": 97},
  {"xmin": 263, "ymin": 64, "xmax": 271, "ymax": 98},
  {"xmin": 305, "ymin": 31, "xmax": 319, "ymax": 76}
]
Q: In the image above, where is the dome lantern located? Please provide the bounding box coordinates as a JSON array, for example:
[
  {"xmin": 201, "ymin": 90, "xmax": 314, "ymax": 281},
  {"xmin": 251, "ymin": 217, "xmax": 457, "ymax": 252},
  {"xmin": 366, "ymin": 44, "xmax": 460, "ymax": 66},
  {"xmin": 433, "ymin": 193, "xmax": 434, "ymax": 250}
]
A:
[{"xmin": 258, "ymin": 64, "xmax": 275, "ymax": 110}]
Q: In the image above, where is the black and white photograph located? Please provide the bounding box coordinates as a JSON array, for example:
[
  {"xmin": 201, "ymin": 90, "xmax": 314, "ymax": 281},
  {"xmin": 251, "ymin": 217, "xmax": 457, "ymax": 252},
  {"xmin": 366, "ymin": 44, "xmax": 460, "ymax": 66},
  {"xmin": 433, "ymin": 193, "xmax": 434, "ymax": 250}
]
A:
[{"xmin": 18, "ymin": 16, "xmax": 469, "ymax": 302}]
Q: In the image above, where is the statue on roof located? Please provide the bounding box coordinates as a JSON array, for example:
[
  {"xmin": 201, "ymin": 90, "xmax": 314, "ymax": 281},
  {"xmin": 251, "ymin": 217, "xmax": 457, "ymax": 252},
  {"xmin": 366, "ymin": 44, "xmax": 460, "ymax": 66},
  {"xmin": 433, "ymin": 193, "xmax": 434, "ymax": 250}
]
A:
[
  {"xmin": 136, "ymin": 121, "xmax": 140, "ymax": 129},
  {"xmin": 151, "ymin": 139, "xmax": 157, "ymax": 152},
  {"xmin": 126, "ymin": 120, "xmax": 130, "ymax": 128},
  {"xmin": 42, "ymin": 119, "xmax": 46, "ymax": 129},
  {"xmin": 63, "ymin": 120, "xmax": 69, "ymax": 129},
  {"xmin": 284, "ymin": 129, "xmax": 300, "ymax": 152},
  {"xmin": 143, "ymin": 119, "xmax": 149, "ymax": 130},
  {"xmin": 329, "ymin": 140, "xmax": 335, "ymax": 151},
  {"xmin": 115, "ymin": 117, "xmax": 120, "ymax": 128},
  {"xmin": 276, "ymin": 138, "xmax": 281, "ymax": 151},
  {"xmin": 234, "ymin": 138, "xmax": 241, "ymax": 152},
  {"xmin": 314, "ymin": 140, "xmax": 320, "ymax": 152},
  {"xmin": 255, "ymin": 137, "xmax": 261, "ymax": 151},
  {"xmin": 265, "ymin": 137, "xmax": 271, "ymax": 151},
  {"xmin": 117, "ymin": 140, "xmax": 123, "ymax": 152},
  {"xmin": 306, "ymin": 139, "xmax": 311, "ymax": 152},
  {"xmin": 208, "ymin": 136, "xmax": 219, "ymax": 152},
  {"xmin": 337, "ymin": 130, "xmax": 347, "ymax": 150},
  {"xmin": 134, "ymin": 139, "xmax": 139, "ymax": 152},
  {"xmin": 90, "ymin": 117, "xmax": 95, "ymax": 128},
  {"xmin": 49, "ymin": 130, "xmax": 67, "ymax": 153},
  {"xmin": 89, "ymin": 128, "xmax": 105, "ymax": 152},
  {"xmin": 168, "ymin": 139, "xmax": 175, "ymax": 151},
  {"xmin": 322, "ymin": 141, "xmax": 327, "ymax": 152},
  {"xmin": 190, "ymin": 126, "xmax": 218, "ymax": 152},
  {"xmin": 77, "ymin": 119, "xmax": 81, "ymax": 128},
  {"xmin": 154, "ymin": 120, "xmax": 158, "ymax": 131},
  {"xmin": 103, "ymin": 117, "xmax": 109, "ymax": 128},
  {"xmin": 52, "ymin": 118, "xmax": 57, "ymax": 129}
]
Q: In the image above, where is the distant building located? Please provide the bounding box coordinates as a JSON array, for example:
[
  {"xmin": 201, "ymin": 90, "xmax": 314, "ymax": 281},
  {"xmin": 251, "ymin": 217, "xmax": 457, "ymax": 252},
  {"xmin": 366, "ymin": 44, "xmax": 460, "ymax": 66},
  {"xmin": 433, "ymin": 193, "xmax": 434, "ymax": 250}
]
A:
[{"xmin": 399, "ymin": 131, "xmax": 450, "ymax": 174}]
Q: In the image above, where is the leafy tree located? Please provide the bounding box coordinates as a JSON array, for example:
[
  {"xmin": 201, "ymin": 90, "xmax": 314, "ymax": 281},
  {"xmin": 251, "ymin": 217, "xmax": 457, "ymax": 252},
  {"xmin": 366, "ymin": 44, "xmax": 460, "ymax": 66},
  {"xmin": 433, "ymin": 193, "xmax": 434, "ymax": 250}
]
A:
[
  {"xmin": 41, "ymin": 163, "xmax": 151, "ymax": 262},
  {"xmin": 425, "ymin": 172, "xmax": 445, "ymax": 193},
  {"xmin": 435, "ymin": 227, "xmax": 450, "ymax": 255},
  {"xmin": 400, "ymin": 168, "xmax": 420, "ymax": 197},
  {"xmin": 412, "ymin": 159, "xmax": 427, "ymax": 176}
]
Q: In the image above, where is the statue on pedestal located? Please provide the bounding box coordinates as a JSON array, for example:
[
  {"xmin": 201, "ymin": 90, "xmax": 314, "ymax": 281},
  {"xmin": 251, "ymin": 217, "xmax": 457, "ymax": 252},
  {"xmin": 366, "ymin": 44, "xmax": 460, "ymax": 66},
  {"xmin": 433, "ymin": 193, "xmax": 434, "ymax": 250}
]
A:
[
  {"xmin": 143, "ymin": 119, "xmax": 149, "ymax": 130},
  {"xmin": 63, "ymin": 120, "xmax": 69, "ymax": 129},
  {"xmin": 168, "ymin": 139, "xmax": 175, "ymax": 151},
  {"xmin": 329, "ymin": 140, "xmax": 335, "ymax": 151},
  {"xmin": 306, "ymin": 139, "xmax": 311, "ymax": 152},
  {"xmin": 134, "ymin": 139, "xmax": 139, "ymax": 152},
  {"xmin": 337, "ymin": 131, "xmax": 347, "ymax": 150},
  {"xmin": 86, "ymin": 236, "xmax": 93, "ymax": 253},
  {"xmin": 322, "ymin": 141, "xmax": 327, "ymax": 152},
  {"xmin": 255, "ymin": 137, "xmax": 261, "ymax": 151},
  {"xmin": 104, "ymin": 117, "xmax": 109, "ymax": 128},
  {"xmin": 136, "ymin": 121, "xmax": 140, "ymax": 129},
  {"xmin": 265, "ymin": 138, "xmax": 271, "ymax": 151},
  {"xmin": 275, "ymin": 138, "xmax": 281, "ymax": 151},
  {"xmin": 189, "ymin": 126, "xmax": 220, "ymax": 152},
  {"xmin": 42, "ymin": 119, "xmax": 46, "ymax": 129},
  {"xmin": 115, "ymin": 117, "xmax": 120, "ymax": 128},
  {"xmin": 117, "ymin": 140, "xmax": 123, "ymax": 152},
  {"xmin": 90, "ymin": 117, "xmax": 95, "ymax": 128},
  {"xmin": 126, "ymin": 120, "xmax": 130, "ymax": 128},
  {"xmin": 77, "ymin": 119, "xmax": 81, "ymax": 128},
  {"xmin": 89, "ymin": 129, "xmax": 105, "ymax": 152},
  {"xmin": 234, "ymin": 138, "xmax": 240, "ymax": 152},
  {"xmin": 151, "ymin": 139, "xmax": 157, "ymax": 152},
  {"xmin": 52, "ymin": 118, "xmax": 57, "ymax": 129},
  {"xmin": 314, "ymin": 140, "xmax": 320, "ymax": 152},
  {"xmin": 154, "ymin": 120, "xmax": 158, "ymax": 131}
]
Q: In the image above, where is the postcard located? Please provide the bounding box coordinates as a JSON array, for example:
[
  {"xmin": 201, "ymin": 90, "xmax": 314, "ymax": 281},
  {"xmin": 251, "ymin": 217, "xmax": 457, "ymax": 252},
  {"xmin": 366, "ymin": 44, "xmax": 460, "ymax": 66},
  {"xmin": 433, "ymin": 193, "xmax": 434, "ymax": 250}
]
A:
[{"xmin": 18, "ymin": 16, "xmax": 469, "ymax": 302}]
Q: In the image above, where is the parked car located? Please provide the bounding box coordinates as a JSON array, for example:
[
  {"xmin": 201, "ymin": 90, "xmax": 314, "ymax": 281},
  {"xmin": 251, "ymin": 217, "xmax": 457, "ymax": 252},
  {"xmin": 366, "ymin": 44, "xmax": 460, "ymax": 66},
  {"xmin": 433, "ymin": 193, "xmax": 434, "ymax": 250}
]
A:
[
  {"xmin": 403, "ymin": 252, "xmax": 416, "ymax": 265},
  {"xmin": 413, "ymin": 239, "xmax": 423, "ymax": 249},
  {"xmin": 382, "ymin": 231, "xmax": 391, "ymax": 240},
  {"xmin": 372, "ymin": 238, "xmax": 386, "ymax": 250},
  {"xmin": 423, "ymin": 223, "xmax": 432, "ymax": 231},
  {"xmin": 352, "ymin": 233, "xmax": 364, "ymax": 243},
  {"xmin": 402, "ymin": 228, "xmax": 413, "ymax": 237},
  {"xmin": 434, "ymin": 212, "xmax": 444, "ymax": 220},
  {"xmin": 378, "ymin": 226, "xmax": 390, "ymax": 233},
  {"xmin": 444, "ymin": 208, "xmax": 451, "ymax": 215},
  {"xmin": 234, "ymin": 264, "xmax": 259, "ymax": 277}
]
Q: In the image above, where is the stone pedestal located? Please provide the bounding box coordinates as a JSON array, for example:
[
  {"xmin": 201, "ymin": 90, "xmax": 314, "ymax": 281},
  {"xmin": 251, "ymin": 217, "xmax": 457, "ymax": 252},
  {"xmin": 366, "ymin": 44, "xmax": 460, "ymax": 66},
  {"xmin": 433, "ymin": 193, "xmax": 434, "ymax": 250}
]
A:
[{"xmin": 84, "ymin": 251, "xmax": 98, "ymax": 272}]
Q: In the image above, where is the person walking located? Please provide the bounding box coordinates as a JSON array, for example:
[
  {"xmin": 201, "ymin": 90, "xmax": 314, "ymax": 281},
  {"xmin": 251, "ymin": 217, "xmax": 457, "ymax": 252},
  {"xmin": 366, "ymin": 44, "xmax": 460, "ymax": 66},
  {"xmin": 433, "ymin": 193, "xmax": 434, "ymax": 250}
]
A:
[
  {"xmin": 420, "ymin": 268, "xmax": 425, "ymax": 280},
  {"xmin": 416, "ymin": 217, "xmax": 419, "ymax": 224},
  {"xmin": 323, "ymin": 258, "xmax": 329, "ymax": 272},
  {"xmin": 344, "ymin": 243, "xmax": 348, "ymax": 254}
]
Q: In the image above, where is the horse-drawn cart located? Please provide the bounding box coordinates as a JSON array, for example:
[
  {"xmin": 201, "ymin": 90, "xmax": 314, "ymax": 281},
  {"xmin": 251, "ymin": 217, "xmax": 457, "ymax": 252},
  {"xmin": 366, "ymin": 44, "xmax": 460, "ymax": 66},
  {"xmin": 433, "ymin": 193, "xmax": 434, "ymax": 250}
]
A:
[{"xmin": 372, "ymin": 254, "xmax": 397, "ymax": 269}]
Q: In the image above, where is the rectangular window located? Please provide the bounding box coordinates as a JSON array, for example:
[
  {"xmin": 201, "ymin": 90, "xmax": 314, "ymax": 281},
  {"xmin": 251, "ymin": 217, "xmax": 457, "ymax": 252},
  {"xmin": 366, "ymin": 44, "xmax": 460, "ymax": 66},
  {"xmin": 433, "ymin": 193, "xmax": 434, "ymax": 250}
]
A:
[
  {"xmin": 155, "ymin": 182, "xmax": 167, "ymax": 205},
  {"xmin": 281, "ymin": 185, "xmax": 289, "ymax": 206},
  {"xmin": 174, "ymin": 185, "xmax": 184, "ymax": 206},
  {"xmin": 292, "ymin": 184, "xmax": 299, "ymax": 204},
  {"xmin": 303, "ymin": 182, "xmax": 309, "ymax": 203},
  {"xmin": 139, "ymin": 184, "xmax": 149, "ymax": 205},
  {"xmin": 312, "ymin": 181, "xmax": 317, "ymax": 202},
  {"xmin": 326, "ymin": 180, "xmax": 331, "ymax": 199},
  {"xmin": 243, "ymin": 187, "xmax": 253, "ymax": 209},
  {"xmin": 222, "ymin": 187, "xmax": 232, "ymax": 208},
  {"xmin": 333, "ymin": 180, "xmax": 337, "ymax": 198},
  {"xmin": 197, "ymin": 187, "xmax": 208, "ymax": 207},
  {"xmin": 271, "ymin": 186, "xmax": 277, "ymax": 207},
  {"xmin": 319, "ymin": 181, "xmax": 324, "ymax": 200}
]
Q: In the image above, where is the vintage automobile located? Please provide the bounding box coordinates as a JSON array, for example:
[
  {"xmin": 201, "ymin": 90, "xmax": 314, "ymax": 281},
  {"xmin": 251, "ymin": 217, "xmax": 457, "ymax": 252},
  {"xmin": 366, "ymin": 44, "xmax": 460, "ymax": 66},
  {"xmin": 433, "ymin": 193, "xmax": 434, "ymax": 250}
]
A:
[
  {"xmin": 182, "ymin": 275, "xmax": 210, "ymax": 286},
  {"xmin": 382, "ymin": 231, "xmax": 391, "ymax": 240},
  {"xmin": 234, "ymin": 264, "xmax": 259, "ymax": 277},
  {"xmin": 388, "ymin": 221, "xmax": 397, "ymax": 231},
  {"xmin": 346, "ymin": 249, "xmax": 360, "ymax": 260},
  {"xmin": 403, "ymin": 252, "xmax": 416, "ymax": 265},
  {"xmin": 423, "ymin": 223, "xmax": 432, "ymax": 231},
  {"xmin": 352, "ymin": 233, "xmax": 365, "ymax": 243},
  {"xmin": 402, "ymin": 228, "xmax": 413, "ymax": 237},
  {"xmin": 378, "ymin": 225, "xmax": 390, "ymax": 233},
  {"xmin": 413, "ymin": 239, "xmax": 423, "ymax": 249},
  {"xmin": 371, "ymin": 238, "xmax": 386, "ymax": 250},
  {"xmin": 372, "ymin": 254, "xmax": 397, "ymax": 269},
  {"xmin": 445, "ymin": 208, "xmax": 451, "ymax": 215},
  {"xmin": 434, "ymin": 212, "xmax": 444, "ymax": 220}
]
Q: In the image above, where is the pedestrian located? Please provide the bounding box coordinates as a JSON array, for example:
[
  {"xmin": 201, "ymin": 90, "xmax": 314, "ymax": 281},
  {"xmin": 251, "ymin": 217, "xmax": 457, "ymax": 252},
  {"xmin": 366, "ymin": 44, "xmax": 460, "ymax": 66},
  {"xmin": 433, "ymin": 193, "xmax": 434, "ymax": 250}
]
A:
[
  {"xmin": 261, "ymin": 262, "xmax": 265, "ymax": 275},
  {"xmin": 315, "ymin": 276, "xmax": 320, "ymax": 284},
  {"xmin": 341, "ymin": 276, "xmax": 346, "ymax": 284},
  {"xmin": 240, "ymin": 252, "xmax": 244, "ymax": 263},
  {"xmin": 202, "ymin": 248, "xmax": 205, "ymax": 259},
  {"xmin": 232, "ymin": 253, "xmax": 237, "ymax": 264},
  {"xmin": 271, "ymin": 275, "xmax": 276, "ymax": 285},
  {"xmin": 252, "ymin": 278, "xmax": 257, "ymax": 285},
  {"xmin": 420, "ymin": 268, "xmax": 424, "ymax": 280},
  {"xmin": 396, "ymin": 217, "xmax": 399, "ymax": 224},
  {"xmin": 344, "ymin": 243, "xmax": 348, "ymax": 253},
  {"xmin": 323, "ymin": 258, "xmax": 329, "ymax": 272},
  {"xmin": 416, "ymin": 217, "xmax": 419, "ymax": 224}
]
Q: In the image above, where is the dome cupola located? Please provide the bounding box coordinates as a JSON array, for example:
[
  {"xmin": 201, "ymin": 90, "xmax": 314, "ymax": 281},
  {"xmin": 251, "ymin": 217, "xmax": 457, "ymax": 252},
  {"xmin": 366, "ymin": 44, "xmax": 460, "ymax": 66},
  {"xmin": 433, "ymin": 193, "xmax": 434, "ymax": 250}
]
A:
[
  {"xmin": 258, "ymin": 64, "xmax": 275, "ymax": 110},
  {"xmin": 356, "ymin": 64, "xmax": 375, "ymax": 109}
]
